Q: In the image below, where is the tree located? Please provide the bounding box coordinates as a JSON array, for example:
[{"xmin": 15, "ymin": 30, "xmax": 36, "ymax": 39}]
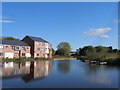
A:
[
  {"xmin": 80, "ymin": 46, "xmax": 96, "ymax": 55},
  {"xmin": 52, "ymin": 48, "xmax": 55, "ymax": 56},
  {"xmin": 56, "ymin": 42, "xmax": 71, "ymax": 55},
  {"xmin": 4, "ymin": 37, "xmax": 19, "ymax": 40},
  {"xmin": 57, "ymin": 60, "xmax": 71, "ymax": 73},
  {"xmin": 112, "ymin": 49, "xmax": 118, "ymax": 53},
  {"xmin": 95, "ymin": 46, "xmax": 107, "ymax": 53}
]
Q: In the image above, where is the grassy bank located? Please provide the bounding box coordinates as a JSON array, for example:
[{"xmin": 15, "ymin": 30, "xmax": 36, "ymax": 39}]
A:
[
  {"xmin": 75, "ymin": 53, "xmax": 120, "ymax": 65},
  {"xmin": 1, "ymin": 55, "xmax": 76, "ymax": 62}
]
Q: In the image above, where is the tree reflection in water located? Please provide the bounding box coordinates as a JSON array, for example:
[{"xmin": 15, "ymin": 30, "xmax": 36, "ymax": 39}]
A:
[
  {"xmin": 83, "ymin": 64, "xmax": 117, "ymax": 85},
  {"xmin": 57, "ymin": 60, "xmax": 71, "ymax": 74}
]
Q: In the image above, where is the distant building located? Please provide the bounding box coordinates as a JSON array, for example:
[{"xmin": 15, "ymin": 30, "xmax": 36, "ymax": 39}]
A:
[
  {"xmin": 22, "ymin": 36, "xmax": 52, "ymax": 58},
  {"xmin": 70, "ymin": 51, "xmax": 76, "ymax": 56}
]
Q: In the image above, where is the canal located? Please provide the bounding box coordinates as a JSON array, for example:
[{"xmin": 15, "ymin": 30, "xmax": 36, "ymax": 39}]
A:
[{"xmin": 1, "ymin": 60, "xmax": 119, "ymax": 88}]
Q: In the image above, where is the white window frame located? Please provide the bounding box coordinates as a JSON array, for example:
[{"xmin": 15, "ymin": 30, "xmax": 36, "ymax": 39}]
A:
[
  {"xmin": 0, "ymin": 46, "xmax": 4, "ymax": 49},
  {"xmin": 14, "ymin": 46, "xmax": 20, "ymax": 50},
  {"xmin": 14, "ymin": 53, "xmax": 19, "ymax": 56}
]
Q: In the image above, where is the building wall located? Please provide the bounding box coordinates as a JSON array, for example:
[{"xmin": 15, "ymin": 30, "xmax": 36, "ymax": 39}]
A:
[
  {"xmin": 34, "ymin": 41, "xmax": 52, "ymax": 58},
  {"xmin": 0, "ymin": 44, "xmax": 31, "ymax": 58},
  {"xmin": 22, "ymin": 36, "xmax": 34, "ymax": 57}
]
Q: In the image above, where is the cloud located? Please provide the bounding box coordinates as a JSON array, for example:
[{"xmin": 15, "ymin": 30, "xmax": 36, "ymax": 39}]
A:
[
  {"xmin": 100, "ymin": 35, "xmax": 109, "ymax": 38},
  {"xmin": 114, "ymin": 19, "xmax": 120, "ymax": 23},
  {"xmin": 84, "ymin": 28, "xmax": 112, "ymax": 38},
  {"xmin": 0, "ymin": 20, "xmax": 14, "ymax": 23}
]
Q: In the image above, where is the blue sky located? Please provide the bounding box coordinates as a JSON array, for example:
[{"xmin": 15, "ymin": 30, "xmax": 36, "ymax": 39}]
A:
[{"xmin": 1, "ymin": 2, "xmax": 118, "ymax": 50}]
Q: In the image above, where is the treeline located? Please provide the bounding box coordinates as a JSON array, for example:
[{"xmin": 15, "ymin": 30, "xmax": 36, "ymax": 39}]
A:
[
  {"xmin": 75, "ymin": 45, "xmax": 120, "ymax": 65},
  {"xmin": 2, "ymin": 36, "xmax": 20, "ymax": 40},
  {"xmin": 77, "ymin": 46, "xmax": 119, "ymax": 56}
]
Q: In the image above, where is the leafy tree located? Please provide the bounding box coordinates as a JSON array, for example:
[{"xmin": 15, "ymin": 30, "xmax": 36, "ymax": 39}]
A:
[
  {"xmin": 80, "ymin": 46, "xmax": 96, "ymax": 55},
  {"xmin": 112, "ymin": 49, "xmax": 118, "ymax": 53},
  {"xmin": 56, "ymin": 42, "xmax": 71, "ymax": 55},
  {"xmin": 4, "ymin": 37, "xmax": 19, "ymax": 40},
  {"xmin": 52, "ymin": 48, "xmax": 55, "ymax": 56},
  {"xmin": 95, "ymin": 46, "xmax": 107, "ymax": 53},
  {"xmin": 107, "ymin": 46, "xmax": 113, "ymax": 53}
]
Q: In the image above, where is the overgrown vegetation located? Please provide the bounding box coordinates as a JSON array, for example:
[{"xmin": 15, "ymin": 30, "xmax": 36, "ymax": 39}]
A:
[
  {"xmin": 76, "ymin": 45, "xmax": 119, "ymax": 65},
  {"xmin": 1, "ymin": 57, "xmax": 54, "ymax": 62}
]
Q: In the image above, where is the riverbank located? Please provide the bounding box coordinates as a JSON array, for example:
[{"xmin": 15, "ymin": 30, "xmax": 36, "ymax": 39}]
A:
[
  {"xmin": 1, "ymin": 55, "xmax": 76, "ymax": 62},
  {"xmin": 75, "ymin": 54, "xmax": 120, "ymax": 65}
]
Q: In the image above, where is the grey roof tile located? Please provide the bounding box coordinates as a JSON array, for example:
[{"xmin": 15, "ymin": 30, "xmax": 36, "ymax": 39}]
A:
[
  {"xmin": 1, "ymin": 39, "xmax": 29, "ymax": 46},
  {"xmin": 27, "ymin": 36, "xmax": 49, "ymax": 43}
]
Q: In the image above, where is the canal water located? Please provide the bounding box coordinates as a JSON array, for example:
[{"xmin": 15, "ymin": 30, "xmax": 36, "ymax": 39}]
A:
[{"xmin": 1, "ymin": 60, "xmax": 119, "ymax": 88}]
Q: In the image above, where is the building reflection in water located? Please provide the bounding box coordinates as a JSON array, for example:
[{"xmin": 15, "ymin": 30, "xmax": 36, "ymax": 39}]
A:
[{"xmin": 1, "ymin": 61, "xmax": 52, "ymax": 83}]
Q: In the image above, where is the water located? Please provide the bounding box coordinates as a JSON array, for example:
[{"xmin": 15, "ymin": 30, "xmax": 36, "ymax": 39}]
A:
[{"xmin": 1, "ymin": 60, "xmax": 119, "ymax": 88}]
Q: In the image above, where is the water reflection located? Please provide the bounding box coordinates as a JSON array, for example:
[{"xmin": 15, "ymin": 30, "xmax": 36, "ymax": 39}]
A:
[
  {"xmin": 1, "ymin": 61, "xmax": 52, "ymax": 83},
  {"xmin": 1, "ymin": 60, "xmax": 119, "ymax": 88},
  {"xmin": 83, "ymin": 64, "xmax": 118, "ymax": 85},
  {"xmin": 57, "ymin": 60, "xmax": 71, "ymax": 74}
]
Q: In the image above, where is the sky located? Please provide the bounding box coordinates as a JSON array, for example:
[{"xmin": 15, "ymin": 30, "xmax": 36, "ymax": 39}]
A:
[{"xmin": 1, "ymin": 2, "xmax": 118, "ymax": 51}]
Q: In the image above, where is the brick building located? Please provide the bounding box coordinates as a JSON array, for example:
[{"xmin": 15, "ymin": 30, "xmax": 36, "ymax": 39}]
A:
[
  {"xmin": 22, "ymin": 36, "xmax": 52, "ymax": 58},
  {"xmin": 0, "ymin": 35, "xmax": 52, "ymax": 59},
  {"xmin": 0, "ymin": 39, "xmax": 31, "ymax": 58}
]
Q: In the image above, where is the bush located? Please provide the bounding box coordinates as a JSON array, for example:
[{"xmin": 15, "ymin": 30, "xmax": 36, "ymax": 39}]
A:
[{"xmin": 86, "ymin": 52, "xmax": 109, "ymax": 61}]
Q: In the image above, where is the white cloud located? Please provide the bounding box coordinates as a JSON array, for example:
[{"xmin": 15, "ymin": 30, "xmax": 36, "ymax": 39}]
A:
[
  {"xmin": 0, "ymin": 20, "xmax": 14, "ymax": 23},
  {"xmin": 100, "ymin": 35, "xmax": 109, "ymax": 38},
  {"xmin": 114, "ymin": 19, "xmax": 120, "ymax": 23},
  {"xmin": 84, "ymin": 28, "xmax": 112, "ymax": 38}
]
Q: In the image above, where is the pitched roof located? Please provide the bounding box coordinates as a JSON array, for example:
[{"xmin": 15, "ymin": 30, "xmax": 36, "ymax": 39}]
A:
[
  {"xmin": 1, "ymin": 39, "xmax": 29, "ymax": 46},
  {"xmin": 27, "ymin": 36, "xmax": 49, "ymax": 43}
]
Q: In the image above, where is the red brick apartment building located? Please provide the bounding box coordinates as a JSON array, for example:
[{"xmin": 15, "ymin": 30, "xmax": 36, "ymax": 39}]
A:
[
  {"xmin": 0, "ymin": 39, "xmax": 31, "ymax": 58},
  {"xmin": 0, "ymin": 35, "xmax": 52, "ymax": 59},
  {"xmin": 22, "ymin": 36, "xmax": 52, "ymax": 58}
]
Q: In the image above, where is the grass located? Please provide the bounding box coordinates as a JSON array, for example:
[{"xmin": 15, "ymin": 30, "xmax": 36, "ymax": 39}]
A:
[
  {"xmin": 1, "ymin": 57, "xmax": 54, "ymax": 63},
  {"xmin": 1, "ymin": 55, "xmax": 74, "ymax": 62},
  {"xmin": 75, "ymin": 53, "xmax": 120, "ymax": 65}
]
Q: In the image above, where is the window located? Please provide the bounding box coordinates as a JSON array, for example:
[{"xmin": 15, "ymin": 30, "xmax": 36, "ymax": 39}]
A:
[
  {"xmin": 22, "ymin": 53, "xmax": 25, "ymax": 57},
  {"xmin": 37, "ymin": 48, "xmax": 40, "ymax": 51},
  {"xmin": 22, "ymin": 47, "xmax": 26, "ymax": 50},
  {"xmin": 0, "ymin": 46, "xmax": 4, "ymax": 49},
  {"xmin": 14, "ymin": 53, "xmax": 19, "ymax": 56},
  {"xmin": 42, "ymin": 42, "xmax": 45, "ymax": 46},
  {"xmin": 0, "ymin": 53, "xmax": 4, "ymax": 56},
  {"xmin": 26, "ymin": 47, "xmax": 29, "ymax": 49},
  {"xmin": 15, "ymin": 46, "xmax": 20, "ymax": 50},
  {"xmin": 5, "ymin": 46, "xmax": 8, "ymax": 48},
  {"xmin": 37, "ymin": 54, "xmax": 39, "ymax": 56},
  {"xmin": 42, "ymin": 54, "xmax": 45, "ymax": 57},
  {"xmin": 37, "ymin": 42, "xmax": 40, "ymax": 45},
  {"xmin": 42, "ymin": 48, "xmax": 45, "ymax": 51},
  {"xmin": 11, "ymin": 46, "xmax": 15, "ymax": 49}
]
